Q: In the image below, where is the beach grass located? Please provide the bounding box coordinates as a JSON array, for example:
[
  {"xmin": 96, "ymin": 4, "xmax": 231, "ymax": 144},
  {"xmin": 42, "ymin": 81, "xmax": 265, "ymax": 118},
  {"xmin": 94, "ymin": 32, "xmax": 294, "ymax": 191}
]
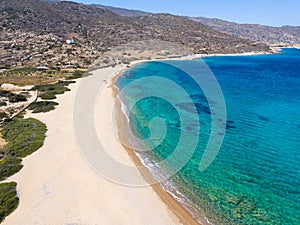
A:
[{"xmin": 0, "ymin": 182, "xmax": 19, "ymax": 223}]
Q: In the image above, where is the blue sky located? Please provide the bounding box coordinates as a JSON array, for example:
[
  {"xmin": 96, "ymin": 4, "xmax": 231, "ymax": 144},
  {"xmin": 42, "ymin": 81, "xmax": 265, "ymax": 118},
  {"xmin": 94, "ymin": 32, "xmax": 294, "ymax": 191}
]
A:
[{"xmin": 69, "ymin": 0, "xmax": 299, "ymax": 27}]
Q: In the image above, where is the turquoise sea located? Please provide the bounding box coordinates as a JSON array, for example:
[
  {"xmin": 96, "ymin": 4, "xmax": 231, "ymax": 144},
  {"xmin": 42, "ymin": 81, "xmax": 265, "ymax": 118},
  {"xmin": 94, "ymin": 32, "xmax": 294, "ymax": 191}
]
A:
[{"xmin": 115, "ymin": 48, "xmax": 300, "ymax": 224}]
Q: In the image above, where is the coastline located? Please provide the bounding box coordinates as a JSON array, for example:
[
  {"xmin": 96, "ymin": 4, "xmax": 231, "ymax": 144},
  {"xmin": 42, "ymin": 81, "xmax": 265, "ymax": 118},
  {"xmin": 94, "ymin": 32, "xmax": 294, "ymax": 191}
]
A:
[
  {"xmin": 111, "ymin": 70, "xmax": 206, "ymax": 225},
  {"xmin": 2, "ymin": 49, "xmax": 274, "ymax": 225},
  {"xmin": 94, "ymin": 47, "xmax": 292, "ymax": 224},
  {"xmin": 108, "ymin": 49, "xmax": 274, "ymax": 225}
]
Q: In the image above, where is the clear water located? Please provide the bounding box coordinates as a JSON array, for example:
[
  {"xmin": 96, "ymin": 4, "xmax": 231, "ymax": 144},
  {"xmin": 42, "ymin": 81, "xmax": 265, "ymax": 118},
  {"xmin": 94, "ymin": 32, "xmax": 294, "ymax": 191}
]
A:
[{"xmin": 115, "ymin": 48, "xmax": 300, "ymax": 224}]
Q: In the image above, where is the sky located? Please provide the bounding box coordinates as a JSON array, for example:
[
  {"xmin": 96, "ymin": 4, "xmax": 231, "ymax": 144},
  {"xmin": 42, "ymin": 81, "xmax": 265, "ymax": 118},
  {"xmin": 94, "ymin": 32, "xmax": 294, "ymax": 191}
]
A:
[{"xmin": 69, "ymin": 0, "xmax": 300, "ymax": 27}]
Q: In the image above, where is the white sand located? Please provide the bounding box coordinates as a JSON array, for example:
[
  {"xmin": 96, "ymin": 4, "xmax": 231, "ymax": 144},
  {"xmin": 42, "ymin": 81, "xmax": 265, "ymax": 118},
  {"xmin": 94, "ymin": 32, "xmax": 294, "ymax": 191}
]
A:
[{"xmin": 3, "ymin": 66, "xmax": 182, "ymax": 225}]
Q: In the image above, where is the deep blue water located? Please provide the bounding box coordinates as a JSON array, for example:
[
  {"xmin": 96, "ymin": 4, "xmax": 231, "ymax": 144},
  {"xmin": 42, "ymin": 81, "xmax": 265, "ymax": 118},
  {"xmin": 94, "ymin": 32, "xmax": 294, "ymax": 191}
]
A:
[{"xmin": 115, "ymin": 48, "xmax": 300, "ymax": 224}]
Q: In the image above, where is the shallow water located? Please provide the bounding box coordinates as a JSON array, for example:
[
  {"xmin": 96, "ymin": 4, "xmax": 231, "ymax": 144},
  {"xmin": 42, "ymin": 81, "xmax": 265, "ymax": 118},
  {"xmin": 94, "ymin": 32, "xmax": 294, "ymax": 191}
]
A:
[{"xmin": 115, "ymin": 48, "xmax": 300, "ymax": 224}]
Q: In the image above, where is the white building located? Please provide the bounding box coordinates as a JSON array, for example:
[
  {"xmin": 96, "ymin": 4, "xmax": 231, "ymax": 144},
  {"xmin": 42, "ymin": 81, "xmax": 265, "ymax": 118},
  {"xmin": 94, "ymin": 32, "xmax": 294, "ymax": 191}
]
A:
[
  {"xmin": 161, "ymin": 50, "xmax": 170, "ymax": 55},
  {"xmin": 66, "ymin": 39, "xmax": 75, "ymax": 44}
]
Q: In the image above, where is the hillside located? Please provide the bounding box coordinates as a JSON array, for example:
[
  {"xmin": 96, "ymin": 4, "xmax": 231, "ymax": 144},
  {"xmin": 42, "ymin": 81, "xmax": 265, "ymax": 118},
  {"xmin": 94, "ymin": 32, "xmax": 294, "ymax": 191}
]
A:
[
  {"xmin": 93, "ymin": 4, "xmax": 151, "ymax": 17},
  {"xmin": 191, "ymin": 17, "xmax": 300, "ymax": 45},
  {"xmin": 95, "ymin": 4, "xmax": 300, "ymax": 46},
  {"xmin": 0, "ymin": 0, "xmax": 269, "ymax": 69}
]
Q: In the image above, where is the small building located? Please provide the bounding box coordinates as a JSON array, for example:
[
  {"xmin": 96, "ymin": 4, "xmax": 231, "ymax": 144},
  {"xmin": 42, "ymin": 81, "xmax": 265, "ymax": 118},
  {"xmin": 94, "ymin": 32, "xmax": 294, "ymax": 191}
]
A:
[
  {"xmin": 66, "ymin": 39, "xmax": 75, "ymax": 44},
  {"xmin": 161, "ymin": 50, "xmax": 170, "ymax": 55},
  {"xmin": 36, "ymin": 66, "xmax": 48, "ymax": 71}
]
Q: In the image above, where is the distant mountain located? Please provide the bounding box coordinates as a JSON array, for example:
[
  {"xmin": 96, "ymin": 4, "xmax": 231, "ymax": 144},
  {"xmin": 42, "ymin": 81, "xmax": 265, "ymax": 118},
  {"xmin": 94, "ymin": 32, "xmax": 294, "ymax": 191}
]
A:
[
  {"xmin": 93, "ymin": 4, "xmax": 300, "ymax": 46},
  {"xmin": 191, "ymin": 17, "xmax": 300, "ymax": 45},
  {"xmin": 93, "ymin": 4, "xmax": 152, "ymax": 17}
]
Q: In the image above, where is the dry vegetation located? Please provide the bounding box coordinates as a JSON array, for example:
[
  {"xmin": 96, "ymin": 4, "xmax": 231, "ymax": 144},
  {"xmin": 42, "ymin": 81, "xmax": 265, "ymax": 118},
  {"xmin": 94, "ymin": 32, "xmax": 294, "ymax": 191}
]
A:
[
  {"xmin": 0, "ymin": 0, "xmax": 270, "ymax": 70},
  {"xmin": 0, "ymin": 68, "xmax": 85, "ymax": 86}
]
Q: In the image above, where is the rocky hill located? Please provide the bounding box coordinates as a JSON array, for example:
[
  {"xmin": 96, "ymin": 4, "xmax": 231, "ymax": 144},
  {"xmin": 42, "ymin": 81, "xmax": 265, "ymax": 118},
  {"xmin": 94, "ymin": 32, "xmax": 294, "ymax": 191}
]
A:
[
  {"xmin": 191, "ymin": 17, "xmax": 300, "ymax": 45},
  {"xmin": 96, "ymin": 4, "xmax": 300, "ymax": 46},
  {"xmin": 0, "ymin": 0, "xmax": 269, "ymax": 69},
  {"xmin": 93, "ymin": 4, "xmax": 151, "ymax": 17}
]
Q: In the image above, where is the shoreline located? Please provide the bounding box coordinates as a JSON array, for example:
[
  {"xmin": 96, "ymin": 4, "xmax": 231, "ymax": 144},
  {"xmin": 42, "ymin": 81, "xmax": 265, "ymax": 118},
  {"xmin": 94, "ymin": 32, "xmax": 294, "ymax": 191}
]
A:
[
  {"xmin": 111, "ymin": 47, "xmax": 300, "ymax": 225},
  {"xmin": 108, "ymin": 49, "xmax": 278, "ymax": 224},
  {"xmin": 111, "ymin": 71, "xmax": 205, "ymax": 225},
  {"xmin": 2, "ymin": 49, "xmax": 275, "ymax": 224}
]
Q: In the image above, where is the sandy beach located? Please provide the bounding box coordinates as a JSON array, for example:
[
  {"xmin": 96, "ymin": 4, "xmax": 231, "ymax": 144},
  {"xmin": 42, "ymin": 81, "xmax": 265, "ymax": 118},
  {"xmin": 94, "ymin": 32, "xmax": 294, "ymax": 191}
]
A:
[
  {"xmin": 2, "ymin": 65, "xmax": 183, "ymax": 225},
  {"xmin": 2, "ymin": 50, "xmax": 271, "ymax": 225}
]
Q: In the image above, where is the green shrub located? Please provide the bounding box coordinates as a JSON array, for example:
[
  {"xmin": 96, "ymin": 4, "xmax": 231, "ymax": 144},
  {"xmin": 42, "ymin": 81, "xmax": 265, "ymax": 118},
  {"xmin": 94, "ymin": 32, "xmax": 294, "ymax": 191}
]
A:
[
  {"xmin": 0, "ymin": 91, "xmax": 27, "ymax": 103},
  {"xmin": 33, "ymin": 81, "xmax": 72, "ymax": 100},
  {"xmin": 0, "ymin": 101, "xmax": 7, "ymax": 107},
  {"xmin": 28, "ymin": 101, "xmax": 58, "ymax": 113},
  {"xmin": 0, "ymin": 112, "xmax": 8, "ymax": 121},
  {"xmin": 8, "ymin": 94, "xmax": 27, "ymax": 103},
  {"xmin": 39, "ymin": 92, "xmax": 57, "ymax": 100},
  {"xmin": 0, "ymin": 156, "xmax": 23, "ymax": 181},
  {"xmin": 0, "ymin": 117, "xmax": 47, "ymax": 222},
  {"xmin": 66, "ymin": 70, "xmax": 85, "ymax": 80},
  {"xmin": 0, "ymin": 90, "xmax": 13, "ymax": 98},
  {"xmin": 0, "ymin": 182, "xmax": 19, "ymax": 223},
  {"xmin": 56, "ymin": 80, "xmax": 75, "ymax": 86},
  {"xmin": 1, "ymin": 118, "xmax": 47, "ymax": 158}
]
